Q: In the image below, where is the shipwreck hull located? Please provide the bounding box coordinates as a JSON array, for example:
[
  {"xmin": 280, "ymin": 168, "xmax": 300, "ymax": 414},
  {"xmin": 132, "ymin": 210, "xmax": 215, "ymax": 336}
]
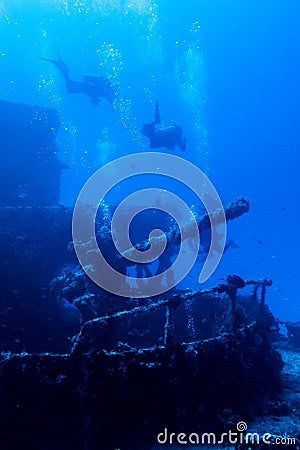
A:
[
  {"xmin": 0, "ymin": 323, "xmax": 283, "ymax": 450},
  {"xmin": 0, "ymin": 100, "xmax": 289, "ymax": 450}
]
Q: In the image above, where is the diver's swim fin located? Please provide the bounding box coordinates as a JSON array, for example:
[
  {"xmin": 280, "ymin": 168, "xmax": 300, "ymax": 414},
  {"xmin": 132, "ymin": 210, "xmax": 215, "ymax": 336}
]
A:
[{"xmin": 38, "ymin": 51, "xmax": 70, "ymax": 77}]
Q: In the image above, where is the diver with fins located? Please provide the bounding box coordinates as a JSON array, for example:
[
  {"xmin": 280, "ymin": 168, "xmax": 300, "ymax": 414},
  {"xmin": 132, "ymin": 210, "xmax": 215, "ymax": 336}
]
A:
[
  {"xmin": 39, "ymin": 51, "xmax": 115, "ymax": 106},
  {"xmin": 141, "ymin": 100, "xmax": 186, "ymax": 151}
]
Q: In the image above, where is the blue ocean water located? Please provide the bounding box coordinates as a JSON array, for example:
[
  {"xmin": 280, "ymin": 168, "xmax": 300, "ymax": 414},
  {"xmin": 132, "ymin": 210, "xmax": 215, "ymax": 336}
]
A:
[{"xmin": 0, "ymin": 0, "xmax": 299, "ymax": 321}]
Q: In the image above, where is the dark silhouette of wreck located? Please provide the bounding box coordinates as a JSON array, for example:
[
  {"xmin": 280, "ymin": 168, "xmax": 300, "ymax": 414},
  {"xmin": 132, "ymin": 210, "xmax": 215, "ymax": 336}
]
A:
[
  {"xmin": 0, "ymin": 99, "xmax": 297, "ymax": 450},
  {"xmin": 0, "ymin": 99, "xmax": 67, "ymax": 206}
]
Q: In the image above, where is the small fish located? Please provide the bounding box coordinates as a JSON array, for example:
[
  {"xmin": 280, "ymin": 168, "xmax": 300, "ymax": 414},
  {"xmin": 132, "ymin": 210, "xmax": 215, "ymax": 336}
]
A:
[
  {"xmin": 224, "ymin": 238, "xmax": 240, "ymax": 253},
  {"xmin": 251, "ymin": 237, "xmax": 263, "ymax": 245}
]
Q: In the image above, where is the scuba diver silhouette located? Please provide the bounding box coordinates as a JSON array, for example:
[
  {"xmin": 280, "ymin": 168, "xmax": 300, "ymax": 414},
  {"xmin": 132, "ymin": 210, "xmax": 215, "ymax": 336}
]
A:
[
  {"xmin": 39, "ymin": 51, "xmax": 115, "ymax": 106},
  {"xmin": 141, "ymin": 100, "xmax": 186, "ymax": 151}
]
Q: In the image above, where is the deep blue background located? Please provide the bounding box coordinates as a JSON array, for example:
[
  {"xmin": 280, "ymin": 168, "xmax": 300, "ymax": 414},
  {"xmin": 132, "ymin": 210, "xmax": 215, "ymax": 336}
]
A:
[{"xmin": 0, "ymin": 0, "xmax": 299, "ymax": 320}]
